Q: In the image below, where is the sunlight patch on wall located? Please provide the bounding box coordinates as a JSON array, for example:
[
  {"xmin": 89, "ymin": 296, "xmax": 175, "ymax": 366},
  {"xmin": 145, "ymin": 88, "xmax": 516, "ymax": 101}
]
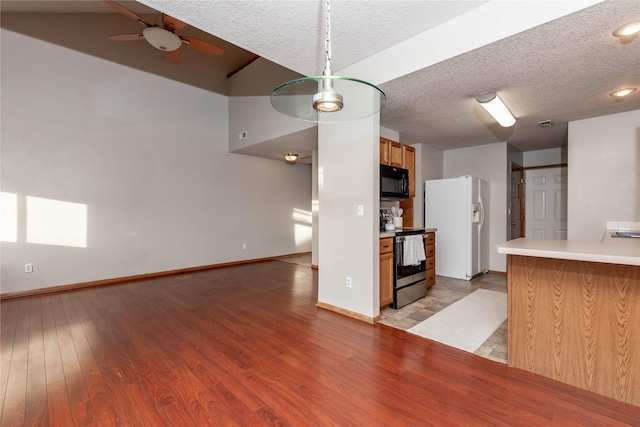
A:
[
  {"xmin": 294, "ymin": 223, "xmax": 312, "ymax": 246},
  {"xmin": 27, "ymin": 196, "xmax": 87, "ymax": 248},
  {"xmin": 293, "ymin": 208, "xmax": 312, "ymax": 246},
  {"xmin": 1, "ymin": 192, "xmax": 18, "ymax": 242},
  {"xmin": 292, "ymin": 208, "xmax": 312, "ymax": 224}
]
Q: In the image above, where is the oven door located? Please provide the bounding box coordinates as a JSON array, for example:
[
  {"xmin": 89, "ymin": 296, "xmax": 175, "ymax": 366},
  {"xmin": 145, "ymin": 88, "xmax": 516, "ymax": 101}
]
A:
[{"xmin": 394, "ymin": 236, "xmax": 426, "ymax": 288}]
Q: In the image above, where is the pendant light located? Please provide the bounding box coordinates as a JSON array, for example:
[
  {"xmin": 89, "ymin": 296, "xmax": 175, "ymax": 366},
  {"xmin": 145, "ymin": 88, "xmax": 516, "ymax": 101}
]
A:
[{"xmin": 270, "ymin": 0, "xmax": 386, "ymax": 123}]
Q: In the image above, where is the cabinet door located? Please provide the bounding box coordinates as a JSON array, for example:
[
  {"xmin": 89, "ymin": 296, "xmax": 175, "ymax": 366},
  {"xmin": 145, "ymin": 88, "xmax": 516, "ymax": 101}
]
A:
[
  {"xmin": 402, "ymin": 145, "xmax": 416, "ymax": 197},
  {"xmin": 389, "ymin": 141, "xmax": 403, "ymax": 167},
  {"xmin": 379, "ymin": 138, "xmax": 390, "ymax": 165},
  {"xmin": 380, "ymin": 252, "xmax": 394, "ymax": 307}
]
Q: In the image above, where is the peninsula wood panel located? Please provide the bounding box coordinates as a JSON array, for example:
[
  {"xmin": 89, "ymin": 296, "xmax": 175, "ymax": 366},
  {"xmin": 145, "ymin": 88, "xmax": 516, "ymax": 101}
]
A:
[{"xmin": 507, "ymin": 254, "xmax": 640, "ymax": 406}]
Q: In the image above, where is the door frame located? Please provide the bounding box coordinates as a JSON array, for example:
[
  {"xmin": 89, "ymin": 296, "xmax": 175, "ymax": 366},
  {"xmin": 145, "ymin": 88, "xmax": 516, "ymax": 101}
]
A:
[{"xmin": 509, "ymin": 162, "xmax": 525, "ymax": 240}]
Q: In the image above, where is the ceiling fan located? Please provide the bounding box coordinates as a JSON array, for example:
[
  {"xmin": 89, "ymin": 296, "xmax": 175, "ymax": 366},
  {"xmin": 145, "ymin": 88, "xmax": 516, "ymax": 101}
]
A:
[{"xmin": 103, "ymin": 0, "xmax": 224, "ymax": 64}]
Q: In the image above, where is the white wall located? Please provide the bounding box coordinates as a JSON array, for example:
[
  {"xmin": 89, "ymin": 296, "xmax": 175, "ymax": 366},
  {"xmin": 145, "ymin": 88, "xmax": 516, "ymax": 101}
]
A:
[
  {"xmin": 567, "ymin": 110, "xmax": 639, "ymax": 241},
  {"xmin": 380, "ymin": 126, "xmax": 400, "ymax": 142},
  {"xmin": 523, "ymin": 147, "xmax": 567, "ymax": 167},
  {"xmin": 0, "ymin": 29, "xmax": 312, "ymax": 294},
  {"xmin": 311, "ymin": 149, "xmax": 319, "ymax": 267},
  {"xmin": 443, "ymin": 142, "xmax": 508, "ymax": 272},
  {"xmin": 318, "ymin": 116, "xmax": 379, "ymax": 320},
  {"xmin": 228, "ymin": 95, "xmax": 315, "ymax": 151}
]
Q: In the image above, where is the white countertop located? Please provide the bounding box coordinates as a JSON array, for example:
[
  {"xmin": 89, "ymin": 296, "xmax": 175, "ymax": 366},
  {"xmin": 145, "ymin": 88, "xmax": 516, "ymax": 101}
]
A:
[{"xmin": 496, "ymin": 230, "xmax": 640, "ymax": 266}]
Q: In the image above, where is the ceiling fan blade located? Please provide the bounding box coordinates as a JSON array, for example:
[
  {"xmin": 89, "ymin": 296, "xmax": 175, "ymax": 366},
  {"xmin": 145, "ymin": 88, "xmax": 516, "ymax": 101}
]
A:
[
  {"xmin": 164, "ymin": 15, "xmax": 186, "ymax": 31},
  {"xmin": 107, "ymin": 33, "xmax": 144, "ymax": 41},
  {"xmin": 103, "ymin": 0, "xmax": 151, "ymax": 27},
  {"xmin": 180, "ymin": 36, "xmax": 224, "ymax": 56},
  {"xmin": 165, "ymin": 50, "xmax": 182, "ymax": 65}
]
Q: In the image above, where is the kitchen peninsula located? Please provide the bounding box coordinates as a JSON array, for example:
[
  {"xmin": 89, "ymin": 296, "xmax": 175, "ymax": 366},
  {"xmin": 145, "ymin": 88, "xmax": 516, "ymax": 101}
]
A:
[{"xmin": 497, "ymin": 228, "xmax": 640, "ymax": 407}]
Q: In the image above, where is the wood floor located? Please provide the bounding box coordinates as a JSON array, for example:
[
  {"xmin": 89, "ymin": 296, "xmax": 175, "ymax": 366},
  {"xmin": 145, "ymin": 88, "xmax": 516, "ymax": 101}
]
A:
[{"xmin": 1, "ymin": 259, "xmax": 638, "ymax": 426}]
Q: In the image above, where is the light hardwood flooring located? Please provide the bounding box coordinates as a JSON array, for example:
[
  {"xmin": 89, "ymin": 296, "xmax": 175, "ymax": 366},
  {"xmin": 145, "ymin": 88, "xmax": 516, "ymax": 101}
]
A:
[{"xmin": 380, "ymin": 273, "xmax": 508, "ymax": 363}]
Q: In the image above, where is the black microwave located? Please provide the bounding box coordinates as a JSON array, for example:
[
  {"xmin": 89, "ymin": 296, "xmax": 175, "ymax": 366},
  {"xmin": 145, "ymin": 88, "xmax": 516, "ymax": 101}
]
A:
[{"xmin": 380, "ymin": 164, "xmax": 409, "ymax": 201}]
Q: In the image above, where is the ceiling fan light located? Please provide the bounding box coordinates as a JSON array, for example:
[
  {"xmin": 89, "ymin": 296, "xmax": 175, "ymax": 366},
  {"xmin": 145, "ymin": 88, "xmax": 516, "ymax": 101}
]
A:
[
  {"xmin": 613, "ymin": 22, "xmax": 640, "ymax": 37},
  {"xmin": 476, "ymin": 92, "xmax": 516, "ymax": 127},
  {"xmin": 284, "ymin": 153, "xmax": 298, "ymax": 163},
  {"xmin": 142, "ymin": 27, "xmax": 182, "ymax": 51}
]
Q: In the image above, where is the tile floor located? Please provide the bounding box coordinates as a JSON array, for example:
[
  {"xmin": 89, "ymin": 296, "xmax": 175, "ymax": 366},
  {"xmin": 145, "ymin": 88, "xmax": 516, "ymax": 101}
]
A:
[
  {"xmin": 273, "ymin": 255, "xmax": 507, "ymax": 363},
  {"xmin": 380, "ymin": 273, "xmax": 508, "ymax": 363}
]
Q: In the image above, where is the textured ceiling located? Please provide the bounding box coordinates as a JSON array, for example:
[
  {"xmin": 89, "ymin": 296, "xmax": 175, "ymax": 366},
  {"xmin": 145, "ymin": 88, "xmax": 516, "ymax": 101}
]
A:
[{"xmin": 2, "ymin": 0, "xmax": 639, "ymax": 163}]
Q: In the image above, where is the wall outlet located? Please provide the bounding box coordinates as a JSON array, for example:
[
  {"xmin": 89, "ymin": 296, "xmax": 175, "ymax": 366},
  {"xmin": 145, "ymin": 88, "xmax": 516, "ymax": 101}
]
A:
[
  {"xmin": 242, "ymin": 243, "xmax": 247, "ymax": 250},
  {"xmin": 346, "ymin": 277, "xmax": 352, "ymax": 288},
  {"xmin": 239, "ymin": 131, "xmax": 248, "ymax": 140},
  {"xmin": 24, "ymin": 263, "xmax": 34, "ymax": 273}
]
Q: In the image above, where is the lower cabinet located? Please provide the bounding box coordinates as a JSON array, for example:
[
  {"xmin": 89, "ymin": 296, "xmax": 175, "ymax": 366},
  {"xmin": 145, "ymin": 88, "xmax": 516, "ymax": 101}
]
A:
[
  {"xmin": 379, "ymin": 238, "xmax": 394, "ymax": 308},
  {"xmin": 425, "ymin": 232, "xmax": 436, "ymax": 289},
  {"xmin": 380, "ymin": 232, "xmax": 435, "ymax": 308}
]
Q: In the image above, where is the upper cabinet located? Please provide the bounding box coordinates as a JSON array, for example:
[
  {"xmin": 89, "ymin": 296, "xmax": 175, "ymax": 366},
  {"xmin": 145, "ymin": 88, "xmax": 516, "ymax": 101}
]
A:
[
  {"xmin": 380, "ymin": 138, "xmax": 416, "ymax": 197},
  {"xmin": 403, "ymin": 145, "xmax": 416, "ymax": 197},
  {"xmin": 380, "ymin": 138, "xmax": 403, "ymax": 168}
]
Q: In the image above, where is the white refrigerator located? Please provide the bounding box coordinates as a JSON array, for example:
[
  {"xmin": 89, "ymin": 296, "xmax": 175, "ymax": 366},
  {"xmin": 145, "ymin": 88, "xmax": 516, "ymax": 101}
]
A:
[{"xmin": 424, "ymin": 176, "xmax": 489, "ymax": 280}]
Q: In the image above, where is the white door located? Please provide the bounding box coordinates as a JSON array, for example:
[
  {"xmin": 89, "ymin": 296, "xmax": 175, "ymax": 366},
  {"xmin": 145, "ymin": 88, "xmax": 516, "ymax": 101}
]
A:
[{"xmin": 525, "ymin": 167, "xmax": 567, "ymax": 240}]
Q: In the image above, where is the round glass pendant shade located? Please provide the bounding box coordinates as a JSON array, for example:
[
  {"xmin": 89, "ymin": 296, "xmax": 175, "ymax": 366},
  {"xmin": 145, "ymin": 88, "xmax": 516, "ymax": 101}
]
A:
[{"xmin": 271, "ymin": 76, "xmax": 386, "ymax": 123}]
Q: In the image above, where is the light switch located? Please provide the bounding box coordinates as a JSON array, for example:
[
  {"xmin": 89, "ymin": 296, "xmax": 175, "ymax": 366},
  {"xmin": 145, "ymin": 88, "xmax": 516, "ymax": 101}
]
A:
[{"xmin": 357, "ymin": 204, "xmax": 364, "ymax": 216}]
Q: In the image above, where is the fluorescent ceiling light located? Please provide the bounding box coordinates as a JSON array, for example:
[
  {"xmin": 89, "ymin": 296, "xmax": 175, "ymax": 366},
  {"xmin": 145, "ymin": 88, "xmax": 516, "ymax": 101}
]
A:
[
  {"xmin": 476, "ymin": 92, "xmax": 516, "ymax": 127},
  {"xmin": 613, "ymin": 22, "xmax": 640, "ymax": 37},
  {"xmin": 609, "ymin": 88, "xmax": 637, "ymax": 98}
]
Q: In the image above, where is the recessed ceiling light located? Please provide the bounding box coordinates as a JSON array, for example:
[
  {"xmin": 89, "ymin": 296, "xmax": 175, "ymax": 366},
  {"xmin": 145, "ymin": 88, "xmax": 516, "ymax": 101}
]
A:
[
  {"xmin": 613, "ymin": 21, "xmax": 640, "ymax": 38},
  {"xmin": 609, "ymin": 88, "xmax": 637, "ymax": 98}
]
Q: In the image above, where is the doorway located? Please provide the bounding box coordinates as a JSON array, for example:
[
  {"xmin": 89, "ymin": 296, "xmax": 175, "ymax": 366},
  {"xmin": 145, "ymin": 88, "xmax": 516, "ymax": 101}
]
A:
[
  {"xmin": 509, "ymin": 163, "xmax": 524, "ymax": 240},
  {"xmin": 524, "ymin": 166, "xmax": 568, "ymax": 240}
]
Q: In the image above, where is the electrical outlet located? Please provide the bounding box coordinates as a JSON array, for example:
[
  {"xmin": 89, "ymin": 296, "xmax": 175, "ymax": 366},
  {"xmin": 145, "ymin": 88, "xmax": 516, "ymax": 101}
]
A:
[
  {"xmin": 24, "ymin": 263, "xmax": 34, "ymax": 273},
  {"xmin": 346, "ymin": 277, "xmax": 352, "ymax": 288},
  {"xmin": 239, "ymin": 131, "xmax": 248, "ymax": 140},
  {"xmin": 242, "ymin": 243, "xmax": 247, "ymax": 250}
]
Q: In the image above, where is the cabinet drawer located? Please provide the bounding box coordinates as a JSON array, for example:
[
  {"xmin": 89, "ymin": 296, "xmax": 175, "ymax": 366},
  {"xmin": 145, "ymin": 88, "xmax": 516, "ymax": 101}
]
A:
[
  {"xmin": 425, "ymin": 232, "xmax": 435, "ymax": 245},
  {"xmin": 426, "ymin": 256, "xmax": 435, "ymax": 270},
  {"xmin": 426, "ymin": 244, "xmax": 435, "ymax": 258},
  {"xmin": 380, "ymin": 238, "xmax": 393, "ymax": 254},
  {"xmin": 426, "ymin": 268, "xmax": 436, "ymax": 288}
]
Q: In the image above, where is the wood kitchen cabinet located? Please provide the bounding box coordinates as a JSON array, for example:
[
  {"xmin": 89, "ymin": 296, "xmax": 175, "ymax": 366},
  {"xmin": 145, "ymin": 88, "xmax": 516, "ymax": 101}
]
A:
[
  {"xmin": 381, "ymin": 137, "xmax": 416, "ymax": 227},
  {"xmin": 379, "ymin": 138, "xmax": 390, "ymax": 165},
  {"xmin": 379, "ymin": 138, "xmax": 403, "ymax": 168},
  {"xmin": 379, "ymin": 237, "xmax": 394, "ymax": 307},
  {"xmin": 425, "ymin": 232, "xmax": 436, "ymax": 289},
  {"xmin": 403, "ymin": 145, "xmax": 416, "ymax": 197}
]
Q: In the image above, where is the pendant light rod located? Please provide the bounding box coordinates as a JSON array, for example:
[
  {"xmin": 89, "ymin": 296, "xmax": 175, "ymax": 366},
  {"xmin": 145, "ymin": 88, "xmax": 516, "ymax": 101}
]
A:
[
  {"xmin": 270, "ymin": 0, "xmax": 386, "ymax": 122},
  {"xmin": 313, "ymin": 0, "xmax": 343, "ymax": 113},
  {"xmin": 323, "ymin": 0, "xmax": 332, "ymax": 77}
]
